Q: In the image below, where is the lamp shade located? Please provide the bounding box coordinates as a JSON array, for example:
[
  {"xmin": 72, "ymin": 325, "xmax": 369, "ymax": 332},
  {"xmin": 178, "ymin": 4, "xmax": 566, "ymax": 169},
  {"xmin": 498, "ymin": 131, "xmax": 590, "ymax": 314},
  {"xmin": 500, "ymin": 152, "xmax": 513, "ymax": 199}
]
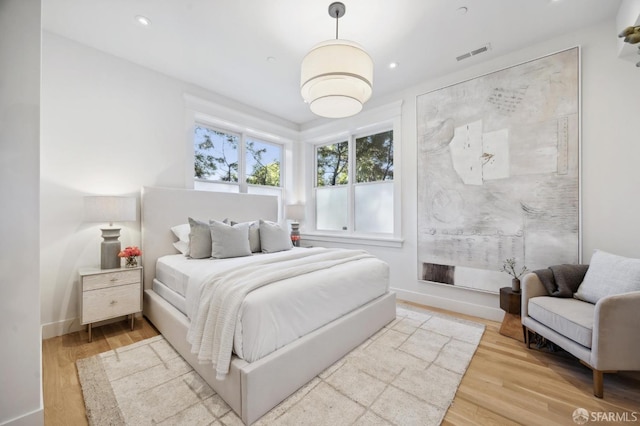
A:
[
  {"xmin": 300, "ymin": 39, "xmax": 373, "ymax": 118},
  {"xmin": 84, "ymin": 196, "xmax": 137, "ymax": 225},
  {"xmin": 285, "ymin": 204, "xmax": 305, "ymax": 221}
]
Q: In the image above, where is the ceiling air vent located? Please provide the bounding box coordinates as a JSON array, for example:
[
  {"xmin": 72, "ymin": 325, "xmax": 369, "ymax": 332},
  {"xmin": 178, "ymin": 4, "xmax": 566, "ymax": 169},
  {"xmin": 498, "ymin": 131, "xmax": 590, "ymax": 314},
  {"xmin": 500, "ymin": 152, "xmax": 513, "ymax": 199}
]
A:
[{"xmin": 456, "ymin": 43, "xmax": 492, "ymax": 62}]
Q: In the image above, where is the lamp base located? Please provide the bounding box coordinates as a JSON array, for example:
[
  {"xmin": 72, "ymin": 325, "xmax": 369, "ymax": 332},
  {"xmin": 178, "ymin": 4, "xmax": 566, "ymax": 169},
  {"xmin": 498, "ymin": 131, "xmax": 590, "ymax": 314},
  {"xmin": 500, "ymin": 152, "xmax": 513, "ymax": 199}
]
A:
[
  {"xmin": 100, "ymin": 227, "xmax": 121, "ymax": 269},
  {"xmin": 290, "ymin": 222, "xmax": 301, "ymax": 247}
]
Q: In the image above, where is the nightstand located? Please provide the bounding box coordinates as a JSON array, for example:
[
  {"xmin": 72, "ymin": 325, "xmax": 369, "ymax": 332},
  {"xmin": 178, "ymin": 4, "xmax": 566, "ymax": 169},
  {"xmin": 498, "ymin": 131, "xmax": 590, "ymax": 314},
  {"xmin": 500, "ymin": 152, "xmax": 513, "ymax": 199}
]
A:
[
  {"xmin": 78, "ymin": 266, "xmax": 143, "ymax": 342},
  {"xmin": 499, "ymin": 287, "xmax": 524, "ymax": 342}
]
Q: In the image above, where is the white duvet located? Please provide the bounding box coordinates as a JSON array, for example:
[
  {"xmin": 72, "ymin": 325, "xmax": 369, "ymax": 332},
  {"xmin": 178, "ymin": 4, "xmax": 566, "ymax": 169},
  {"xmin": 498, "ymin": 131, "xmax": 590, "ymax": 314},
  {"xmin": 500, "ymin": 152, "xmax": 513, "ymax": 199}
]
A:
[{"xmin": 168, "ymin": 247, "xmax": 388, "ymax": 379}]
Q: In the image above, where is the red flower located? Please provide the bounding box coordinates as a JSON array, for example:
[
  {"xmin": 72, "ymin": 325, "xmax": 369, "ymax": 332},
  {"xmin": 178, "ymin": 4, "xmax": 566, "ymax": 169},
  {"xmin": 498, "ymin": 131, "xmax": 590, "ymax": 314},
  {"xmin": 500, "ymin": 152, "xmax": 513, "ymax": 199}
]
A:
[{"xmin": 118, "ymin": 246, "xmax": 142, "ymax": 258}]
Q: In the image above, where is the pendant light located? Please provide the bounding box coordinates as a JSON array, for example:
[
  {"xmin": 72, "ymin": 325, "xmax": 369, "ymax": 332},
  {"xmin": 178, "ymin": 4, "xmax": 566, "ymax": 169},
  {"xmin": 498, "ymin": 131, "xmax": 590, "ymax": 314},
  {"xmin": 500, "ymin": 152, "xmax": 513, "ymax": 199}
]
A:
[{"xmin": 300, "ymin": 2, "xmax": 373, "ymax": 118}]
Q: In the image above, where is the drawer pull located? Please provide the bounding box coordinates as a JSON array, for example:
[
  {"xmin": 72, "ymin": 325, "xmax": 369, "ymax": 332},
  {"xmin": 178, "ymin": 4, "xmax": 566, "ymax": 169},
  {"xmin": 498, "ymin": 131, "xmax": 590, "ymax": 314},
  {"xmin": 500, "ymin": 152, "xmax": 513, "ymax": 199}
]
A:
[{"xmin": 110, "ymin": 300, "xmax": 118, "ymax": 305}]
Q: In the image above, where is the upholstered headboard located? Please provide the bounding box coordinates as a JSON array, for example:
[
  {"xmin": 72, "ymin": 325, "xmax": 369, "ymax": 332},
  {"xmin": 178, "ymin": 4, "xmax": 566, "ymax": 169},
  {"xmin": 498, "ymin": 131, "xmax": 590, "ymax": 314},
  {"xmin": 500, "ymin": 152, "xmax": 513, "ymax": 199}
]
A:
[{"xmin": 140, "ymin": 186, "xmax": 278, "ymax": 290}]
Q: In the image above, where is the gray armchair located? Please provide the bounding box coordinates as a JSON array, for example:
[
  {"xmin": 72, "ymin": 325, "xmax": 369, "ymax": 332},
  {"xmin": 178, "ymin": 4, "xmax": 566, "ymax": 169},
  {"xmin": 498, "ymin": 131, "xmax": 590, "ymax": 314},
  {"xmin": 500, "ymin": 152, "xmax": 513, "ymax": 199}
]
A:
[{"xmin": 521, "ymin": 272, "xmax": 640, "ymax": 397}]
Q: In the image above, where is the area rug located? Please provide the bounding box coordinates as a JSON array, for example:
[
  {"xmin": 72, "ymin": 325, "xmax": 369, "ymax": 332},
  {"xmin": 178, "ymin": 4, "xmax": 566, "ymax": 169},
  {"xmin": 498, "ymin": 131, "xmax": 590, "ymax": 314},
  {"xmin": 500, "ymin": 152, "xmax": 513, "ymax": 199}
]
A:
[{"xmin": 76, "ymin": 305, "xmax": 485, "ymax": 425}]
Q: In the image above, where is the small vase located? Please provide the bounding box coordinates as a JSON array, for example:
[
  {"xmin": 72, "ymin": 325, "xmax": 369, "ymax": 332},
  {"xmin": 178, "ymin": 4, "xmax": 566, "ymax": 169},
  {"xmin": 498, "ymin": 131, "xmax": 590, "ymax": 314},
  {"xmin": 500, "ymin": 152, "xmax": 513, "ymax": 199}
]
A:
[
  {"xmin": 125, "ymin": 257, "xmax": 138, "ymax": 268},
  {"xmin": 512, "ymin": 278, "xmax": 521, "ymax": 293}
]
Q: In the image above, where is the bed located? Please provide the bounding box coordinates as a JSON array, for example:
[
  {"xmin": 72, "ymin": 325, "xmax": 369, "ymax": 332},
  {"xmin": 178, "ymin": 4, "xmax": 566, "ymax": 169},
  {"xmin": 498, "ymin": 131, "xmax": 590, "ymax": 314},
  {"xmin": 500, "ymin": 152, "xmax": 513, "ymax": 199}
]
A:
[{"xmin": 141, "ymin": 186, "xmax": 396, "ymax": 424}]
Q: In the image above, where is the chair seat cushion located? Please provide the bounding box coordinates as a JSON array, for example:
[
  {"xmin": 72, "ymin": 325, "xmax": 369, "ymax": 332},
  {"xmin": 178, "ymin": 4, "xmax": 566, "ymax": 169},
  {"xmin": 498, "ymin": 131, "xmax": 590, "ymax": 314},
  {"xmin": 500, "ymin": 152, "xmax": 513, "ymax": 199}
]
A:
[{"xmin": 528, "ymin": 297, "xmax": 594, "ymax": 348}]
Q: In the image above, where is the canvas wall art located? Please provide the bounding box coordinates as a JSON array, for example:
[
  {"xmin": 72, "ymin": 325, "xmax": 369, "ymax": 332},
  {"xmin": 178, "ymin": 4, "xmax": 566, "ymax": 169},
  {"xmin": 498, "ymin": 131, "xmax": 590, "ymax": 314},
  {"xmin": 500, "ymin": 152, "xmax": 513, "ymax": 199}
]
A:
[{"xmin": 417, "ymin": 47, "xmax": 580, "ymax": 293}]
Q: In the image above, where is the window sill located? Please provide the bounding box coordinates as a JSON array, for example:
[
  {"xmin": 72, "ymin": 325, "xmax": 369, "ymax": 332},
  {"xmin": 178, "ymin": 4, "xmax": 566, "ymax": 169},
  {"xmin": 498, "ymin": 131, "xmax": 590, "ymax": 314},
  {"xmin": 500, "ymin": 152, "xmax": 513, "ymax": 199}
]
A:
[{"xmin": 301, "ymin": 232, "xmax": 403, "ymax": 248}]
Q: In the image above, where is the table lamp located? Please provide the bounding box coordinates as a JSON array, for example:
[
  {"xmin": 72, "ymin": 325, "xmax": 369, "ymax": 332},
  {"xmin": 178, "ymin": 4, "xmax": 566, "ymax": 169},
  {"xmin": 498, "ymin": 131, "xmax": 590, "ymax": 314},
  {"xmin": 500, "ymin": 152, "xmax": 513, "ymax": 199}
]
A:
[
  {"xmin": 84, "ymin": 196, "xmax": 137, "ymax": 269},
  {"xmin": 285, "ymin": 204, "xmax": 305, "ymax": 247}
]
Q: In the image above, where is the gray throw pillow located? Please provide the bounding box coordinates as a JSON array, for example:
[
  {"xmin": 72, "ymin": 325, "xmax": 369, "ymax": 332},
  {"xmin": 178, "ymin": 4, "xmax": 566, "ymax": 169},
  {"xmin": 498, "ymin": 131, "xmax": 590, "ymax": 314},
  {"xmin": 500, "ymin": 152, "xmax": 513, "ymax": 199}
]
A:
[
  {"xmin": 574, "ymin": 250, "xmax": 640, "ymax": 304},
  {"xmin": 188, "ymin": 217, "xmax": 212, "ymax": 259},
  {"xmin": 210, "ymin": 220, "xmax": 252, "ymax": 259},
  {"xmin": 259, "ymin": 219, "xmax": 292, "ymax": 253},
  {"xmin": 226, "ymin": 220, "xmax": 261, "ymax": 253}
]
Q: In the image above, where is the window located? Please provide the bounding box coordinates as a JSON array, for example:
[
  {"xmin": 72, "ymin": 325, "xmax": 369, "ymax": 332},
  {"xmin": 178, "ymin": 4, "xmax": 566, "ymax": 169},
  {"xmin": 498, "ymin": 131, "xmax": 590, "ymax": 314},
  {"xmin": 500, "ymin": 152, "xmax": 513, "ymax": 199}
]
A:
[
  {"xmin": 194, "ymin": 126, "xmax": 239, "ymax": 182},
  {"xmin": 317, "ymin": 141, "xmax": 348, "ymax": 186},
  {"xmin": 354, "ymin": 130, "xmax": 394, "ymax": 233},
  {"xmin": 314, "ymin": 129, "xmax": 394, "ymax": 235},
  {"xmin": 355, "ymin": 131, "xmax": 393, "ymax": 183},
  {"xmin": 246, "ymin": 138, "xmax": 281, "ymax": 187},
  {"xmin": 316, "ymin": 140, "xmax": 349, "ymax": 231},
  {"xmin": 193, "ymin": 124, "xmax": 283, "ymax": 198}
]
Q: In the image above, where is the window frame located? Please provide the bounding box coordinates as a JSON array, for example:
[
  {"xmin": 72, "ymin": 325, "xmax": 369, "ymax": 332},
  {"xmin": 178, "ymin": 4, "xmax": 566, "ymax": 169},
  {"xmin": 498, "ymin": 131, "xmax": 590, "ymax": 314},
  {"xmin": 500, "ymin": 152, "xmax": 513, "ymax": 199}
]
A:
[
  {"xmin": 193, "ymin": 121, "xmax": 285, "ymax": 194},
  {"xmin": 306, "ymin": 111, "xmax": 402, "ymax": 244}
]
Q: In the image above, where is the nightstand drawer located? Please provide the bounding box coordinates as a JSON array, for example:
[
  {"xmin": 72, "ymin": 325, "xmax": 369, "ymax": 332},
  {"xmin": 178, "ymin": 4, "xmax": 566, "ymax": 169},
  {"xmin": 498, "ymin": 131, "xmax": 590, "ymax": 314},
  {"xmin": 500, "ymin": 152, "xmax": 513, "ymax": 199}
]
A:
[
  {"xmin": 82, "ymin": 283, "xmax": 141, "ymax": 324},
  {"xmin": 82, "ymin": 269, "xmax": 140, "ymax": 291}
]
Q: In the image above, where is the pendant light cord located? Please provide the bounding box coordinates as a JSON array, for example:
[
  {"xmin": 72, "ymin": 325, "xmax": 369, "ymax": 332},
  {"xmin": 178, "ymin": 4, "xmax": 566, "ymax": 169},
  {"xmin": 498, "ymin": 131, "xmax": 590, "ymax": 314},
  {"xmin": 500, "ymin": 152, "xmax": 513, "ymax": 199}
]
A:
[{"xmin": 335, "ymin": 11, "xmax": 339, "ymax": 39}]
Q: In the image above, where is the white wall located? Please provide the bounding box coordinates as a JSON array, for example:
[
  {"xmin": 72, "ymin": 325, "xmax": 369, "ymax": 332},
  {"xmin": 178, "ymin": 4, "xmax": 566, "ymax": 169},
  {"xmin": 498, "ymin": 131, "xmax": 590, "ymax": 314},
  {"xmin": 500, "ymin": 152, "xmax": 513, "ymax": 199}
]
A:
[
  {"xmin": 40, "ymin": 32, "xmax": 297, "ymax": 337},
  {"xmin": 41, "ymin": 16, "xmax": 640, "ymax": 335},
  {"xmin": 303, "ymin": 18, "xmax": 640, "ymax": 320},
  {"xmin": 0, "ymin": 0, "xmax": 43, "ymax": 424}
]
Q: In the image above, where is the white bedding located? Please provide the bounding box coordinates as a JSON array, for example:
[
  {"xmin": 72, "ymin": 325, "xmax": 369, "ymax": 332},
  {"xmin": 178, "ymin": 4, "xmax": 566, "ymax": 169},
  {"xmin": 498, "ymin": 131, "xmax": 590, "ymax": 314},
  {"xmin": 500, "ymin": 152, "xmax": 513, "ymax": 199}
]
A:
[
  {"xmin": 154, "ymin": 247, "xmax": 389, "ymax": 366},
  {"xmin": 152, "ymin": 279, "xmax": 187, "ymax": 315}
]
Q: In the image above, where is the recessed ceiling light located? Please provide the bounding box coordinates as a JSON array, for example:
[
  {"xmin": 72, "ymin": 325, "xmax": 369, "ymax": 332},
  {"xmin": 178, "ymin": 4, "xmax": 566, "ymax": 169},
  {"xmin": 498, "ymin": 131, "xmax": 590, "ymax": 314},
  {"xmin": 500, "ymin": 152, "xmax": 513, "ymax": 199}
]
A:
[
  {"xmin": 267, "ymin": 56, "xmax": 277, "ymax": 63},
  {"xmin": 389, "ymin": 62, "xmax": 399, "ymax": 69},
  {"xmin": 457, "ymin": 6, "xmax": 468, "ymax": 15},
  {"xmin": 135, "ymin": 15, "xmax": 151, "ymax": 27}
]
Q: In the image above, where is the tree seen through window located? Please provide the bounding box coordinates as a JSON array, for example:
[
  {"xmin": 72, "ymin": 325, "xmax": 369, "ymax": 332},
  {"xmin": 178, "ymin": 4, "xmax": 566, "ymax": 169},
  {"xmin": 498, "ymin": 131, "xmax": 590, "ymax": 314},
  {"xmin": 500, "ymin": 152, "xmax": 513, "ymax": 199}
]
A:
[
  {"xmin": 245, "ymin": 139, "xmax": 281, "ymax": 187},
  {"xmin": 356, "ymin": 130, "xmax": 393, "ymax": 183},
  {"xmin": 194, "ymin": 126, "xmax": 281, "ymax": 187},
  {"xmin": 316, "ymin": 141, "xmax": 349, "ymax": 186},
  {"xmin": 194, "ymin": 126, "xmax": 239, "ymax": 182}
]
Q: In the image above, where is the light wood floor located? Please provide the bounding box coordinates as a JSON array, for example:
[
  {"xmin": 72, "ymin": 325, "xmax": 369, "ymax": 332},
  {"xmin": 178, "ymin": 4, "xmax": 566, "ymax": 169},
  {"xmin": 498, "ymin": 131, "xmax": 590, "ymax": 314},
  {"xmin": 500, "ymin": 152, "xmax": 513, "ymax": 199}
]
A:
[
  {"xmin": 43, "ymin": 318, "xmax": 160, "ymax": 426},
  {"xmin": 42, "ymin": 305, "xmax": 640, "ymax": 426}
]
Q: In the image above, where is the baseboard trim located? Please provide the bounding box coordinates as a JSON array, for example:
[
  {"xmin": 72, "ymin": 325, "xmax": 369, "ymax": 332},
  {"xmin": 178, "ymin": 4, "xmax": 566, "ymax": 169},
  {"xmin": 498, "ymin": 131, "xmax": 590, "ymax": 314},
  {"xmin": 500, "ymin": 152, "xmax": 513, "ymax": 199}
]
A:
[
  {"xmin": 41, "ymin": 314, "xmax": 141, "ymax": 339},
  {"xmin": 392, "ymin": 287, "xmax": 505, "ymax": 322},
  {"xmin": 0, "ymin": 406, "xmax": 43, "ymax": 426},
  {"xmin": 41, "ymin": 318, "xmax": 83, "ymax": 339}
]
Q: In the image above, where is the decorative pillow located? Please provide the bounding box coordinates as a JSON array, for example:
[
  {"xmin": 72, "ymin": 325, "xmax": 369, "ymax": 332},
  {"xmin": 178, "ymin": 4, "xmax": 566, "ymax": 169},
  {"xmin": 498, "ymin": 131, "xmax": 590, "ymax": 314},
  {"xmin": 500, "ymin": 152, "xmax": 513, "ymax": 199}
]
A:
[
  {"xmin": 173, "ymin": 240, "xmax": 190, "ymax": 255},
  {"xmin": 171, "ymin": 223, "xmax": 191, "ymax": 255},
  {"xmin": 259, "ymin": 219, "xmax": 292, "ymax": 253},
  {"xmin": 574, "ymin": 250, "xmax": 640, "ymax": 304},
  {"xmin": 209, "ymin": 220, "xmax": 252, "ymax": 259},
  {"xmin": 226, "ymin": 220, "xmax": 261, "ymax": 253},
  {"xmin": 188, "ymin": 217, "xmax": 212, "ymax": 259},
  {"xmin": 171, "ymin": 223, "xmax": 190, "ymax": 242}
]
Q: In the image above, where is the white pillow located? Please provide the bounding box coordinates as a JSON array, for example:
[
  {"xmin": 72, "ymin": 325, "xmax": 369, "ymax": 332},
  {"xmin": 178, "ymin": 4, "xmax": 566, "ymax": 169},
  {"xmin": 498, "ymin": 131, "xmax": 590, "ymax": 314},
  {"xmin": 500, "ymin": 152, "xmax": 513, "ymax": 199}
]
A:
[
  {"xmin": 574, "ymin": 250, "xmax": 640, "ymax": 304},
  {"xmin": 259, "ymin": 220, "xmax": 292, "ymax": 253},
  {"xmin": 173, "ymin": 240, "xmax": 189, "ymax": 255},
  {"xmin": 171, "ymin": 223, "xmax": 191, "ymax": 255},
  {"xmin": 171, "ymin": 223, "xmax": 190, "ymax": 242},
  {"xmin": 210, "ymin": 220, "xmax": 252, "ymax": 259}
]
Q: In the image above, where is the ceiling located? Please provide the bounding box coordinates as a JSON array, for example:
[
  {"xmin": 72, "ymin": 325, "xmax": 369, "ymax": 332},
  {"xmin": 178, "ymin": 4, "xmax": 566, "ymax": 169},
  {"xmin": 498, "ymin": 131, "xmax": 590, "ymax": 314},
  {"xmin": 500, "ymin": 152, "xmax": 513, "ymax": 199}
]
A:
[{"xmin": 42, "ymin": 0, "xmax": 621, "ymax": 126}]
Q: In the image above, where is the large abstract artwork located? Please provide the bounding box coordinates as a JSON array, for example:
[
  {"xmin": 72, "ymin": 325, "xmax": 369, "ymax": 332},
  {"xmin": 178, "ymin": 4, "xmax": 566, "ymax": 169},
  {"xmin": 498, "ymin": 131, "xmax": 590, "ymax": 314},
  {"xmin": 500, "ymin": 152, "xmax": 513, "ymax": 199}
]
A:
[{"xmin": 417, "ymin": 48, "xmax": 580, "ymax": 293}]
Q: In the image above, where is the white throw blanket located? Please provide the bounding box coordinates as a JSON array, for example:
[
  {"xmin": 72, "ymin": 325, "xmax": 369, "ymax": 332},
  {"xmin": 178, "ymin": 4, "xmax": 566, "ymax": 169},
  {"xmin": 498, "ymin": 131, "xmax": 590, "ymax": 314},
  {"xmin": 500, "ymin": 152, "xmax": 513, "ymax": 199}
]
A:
[{"xmin": 185, "ymin": 248, "xmax": 374, "ymax": 380}]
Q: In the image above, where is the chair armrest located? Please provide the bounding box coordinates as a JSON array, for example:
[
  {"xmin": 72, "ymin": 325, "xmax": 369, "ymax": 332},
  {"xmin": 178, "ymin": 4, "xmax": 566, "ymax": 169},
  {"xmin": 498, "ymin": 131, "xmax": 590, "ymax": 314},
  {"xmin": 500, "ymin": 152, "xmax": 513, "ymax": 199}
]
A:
[
  {"xmin": 591, "ymin": 291, "xmax": 640, "ymax": 371},
  {"xmin": 521, "ymin": 272, "xmax": 548, "ymax": 318}
]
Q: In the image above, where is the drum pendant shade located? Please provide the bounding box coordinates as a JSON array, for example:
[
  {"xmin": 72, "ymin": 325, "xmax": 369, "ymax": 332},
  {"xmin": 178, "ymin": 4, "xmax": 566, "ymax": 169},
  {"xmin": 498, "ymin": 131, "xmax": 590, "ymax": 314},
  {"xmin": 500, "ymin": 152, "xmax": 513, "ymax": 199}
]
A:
[{"xmin": 300, "ymin": 2, "xmax": 373, "ymax": 118}]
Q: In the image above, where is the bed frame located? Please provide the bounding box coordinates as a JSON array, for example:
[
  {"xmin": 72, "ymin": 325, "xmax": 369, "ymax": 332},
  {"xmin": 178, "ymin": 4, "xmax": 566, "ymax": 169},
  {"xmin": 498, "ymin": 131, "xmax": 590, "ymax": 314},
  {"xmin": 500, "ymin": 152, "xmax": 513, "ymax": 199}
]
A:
[{"xmin": 141, "ymin": 186, "xmax": 396, "ymax": 424}]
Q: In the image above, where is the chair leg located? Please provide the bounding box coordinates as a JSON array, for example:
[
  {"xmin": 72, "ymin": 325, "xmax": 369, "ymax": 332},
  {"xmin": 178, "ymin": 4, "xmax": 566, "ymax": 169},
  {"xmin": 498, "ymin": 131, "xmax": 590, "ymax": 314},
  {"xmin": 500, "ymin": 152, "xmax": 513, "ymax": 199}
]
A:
[
  {"xmin": 522, "ymin": 326, "xmax": 530, "ymax": 348},
  {"xmin": 593, "ymin": 369, "xmax": 604, "ymax": 398}
]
